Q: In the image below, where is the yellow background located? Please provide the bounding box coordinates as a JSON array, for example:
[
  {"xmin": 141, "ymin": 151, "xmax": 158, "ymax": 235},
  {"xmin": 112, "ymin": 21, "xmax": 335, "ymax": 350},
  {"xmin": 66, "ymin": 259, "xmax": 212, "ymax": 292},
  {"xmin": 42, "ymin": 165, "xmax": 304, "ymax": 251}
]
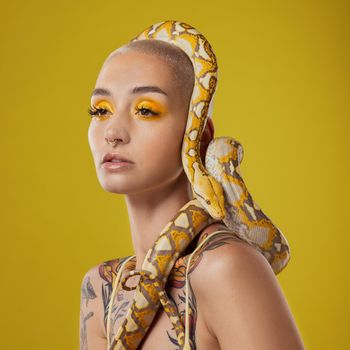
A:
[{"xmin": 1, "ymin": 0, "xmax": 348, "ymax": 349}]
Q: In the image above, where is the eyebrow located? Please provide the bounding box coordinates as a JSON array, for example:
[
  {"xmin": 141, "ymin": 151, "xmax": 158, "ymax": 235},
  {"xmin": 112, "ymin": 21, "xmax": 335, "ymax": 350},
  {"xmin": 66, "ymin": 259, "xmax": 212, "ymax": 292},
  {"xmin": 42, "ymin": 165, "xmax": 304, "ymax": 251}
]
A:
[{"xmin": 91, "ymin": 86, "xmax": 168, "ymax": 97}]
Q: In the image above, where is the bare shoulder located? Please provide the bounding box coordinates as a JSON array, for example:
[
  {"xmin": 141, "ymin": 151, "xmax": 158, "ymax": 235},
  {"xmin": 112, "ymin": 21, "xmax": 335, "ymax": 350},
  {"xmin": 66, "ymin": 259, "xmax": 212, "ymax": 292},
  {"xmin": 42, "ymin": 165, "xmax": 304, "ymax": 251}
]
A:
[
  {"xmin": 193, "ymin": 230, "xmax": 269, "ymax": 277},
  {"xmin": 189, "ymin": 231, "xmax": 276, "ymax": 299},
  {"xmin": 79, "ymin": 256, "xmax": 132, "ymax": 350},
  {"xmin": 188, "ymin": 227, "xmax": 268, "ymax": 290},
  {"xmin": 180, "ymin": 223, "xmax": 254, "ymax": 276},
  {"xmin": 188, "ymin": 230, "xmax": 305, "ymax": 350}
]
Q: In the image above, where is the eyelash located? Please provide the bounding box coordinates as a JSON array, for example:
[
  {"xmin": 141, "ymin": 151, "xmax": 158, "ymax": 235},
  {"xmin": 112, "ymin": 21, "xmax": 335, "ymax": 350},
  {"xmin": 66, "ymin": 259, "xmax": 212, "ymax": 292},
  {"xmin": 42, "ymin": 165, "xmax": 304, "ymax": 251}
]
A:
[
  {"xmin": 88, "ymin": 105, "xmax": 160, "ymax": 118},
  {"xmin": 88, "ymin": 106, "xmax": 108, "ymax": 118}
]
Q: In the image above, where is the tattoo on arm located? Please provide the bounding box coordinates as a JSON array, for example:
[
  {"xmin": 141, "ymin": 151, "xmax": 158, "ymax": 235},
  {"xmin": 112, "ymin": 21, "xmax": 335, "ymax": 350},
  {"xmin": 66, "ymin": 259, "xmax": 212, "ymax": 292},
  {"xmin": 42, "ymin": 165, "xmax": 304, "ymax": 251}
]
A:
[
  {"xmin": 80, "ymin": 275, "xmax": 97, "ymax": 350},
  {"xmin": 81, "ymin": 275, "xmax": 97, "ymax": 307},
  {"xmin": 80, "ymin": 310, "xmax": 94, "ymax": 350}
]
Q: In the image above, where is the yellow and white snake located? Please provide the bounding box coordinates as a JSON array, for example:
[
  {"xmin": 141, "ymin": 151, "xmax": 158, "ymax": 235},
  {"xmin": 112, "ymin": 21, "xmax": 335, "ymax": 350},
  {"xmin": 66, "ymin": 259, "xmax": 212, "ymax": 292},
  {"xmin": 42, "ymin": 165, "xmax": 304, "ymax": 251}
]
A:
[{"xmin": 104, "ymin": 20, "xmax": 291, "ymax": 350}]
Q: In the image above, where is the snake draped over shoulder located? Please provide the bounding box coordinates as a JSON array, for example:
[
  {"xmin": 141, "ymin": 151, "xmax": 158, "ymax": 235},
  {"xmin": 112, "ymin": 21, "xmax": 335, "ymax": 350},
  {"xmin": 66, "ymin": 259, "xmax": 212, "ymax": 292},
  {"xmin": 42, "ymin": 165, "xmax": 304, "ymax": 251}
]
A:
[{"xmin": 104, "ymin": 20, "xmax": 291, "ymax": 350}]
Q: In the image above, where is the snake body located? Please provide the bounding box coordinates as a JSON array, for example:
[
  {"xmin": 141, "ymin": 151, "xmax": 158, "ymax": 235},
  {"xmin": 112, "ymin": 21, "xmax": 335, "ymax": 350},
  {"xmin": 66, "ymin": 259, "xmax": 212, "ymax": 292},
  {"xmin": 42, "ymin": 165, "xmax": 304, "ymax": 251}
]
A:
[{"xmin": 105, "ymin": 20, "xmax": 291, "ymax": 350}]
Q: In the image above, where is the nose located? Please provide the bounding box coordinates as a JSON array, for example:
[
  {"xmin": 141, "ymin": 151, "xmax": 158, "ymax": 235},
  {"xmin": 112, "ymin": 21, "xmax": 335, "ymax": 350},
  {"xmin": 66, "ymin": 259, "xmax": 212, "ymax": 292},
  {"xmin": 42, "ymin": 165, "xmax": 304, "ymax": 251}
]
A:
[{"xmin": 104, "ymin": 112, "xmax": 130, "ymax": 146}]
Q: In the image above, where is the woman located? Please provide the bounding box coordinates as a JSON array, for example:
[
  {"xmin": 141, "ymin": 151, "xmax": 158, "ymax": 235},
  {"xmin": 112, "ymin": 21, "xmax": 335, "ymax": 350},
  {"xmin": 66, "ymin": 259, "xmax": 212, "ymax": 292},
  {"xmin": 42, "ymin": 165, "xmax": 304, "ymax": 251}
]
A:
[{"xmin": 80, "ymin": 20, "xmax": 305, "ymax": 350}]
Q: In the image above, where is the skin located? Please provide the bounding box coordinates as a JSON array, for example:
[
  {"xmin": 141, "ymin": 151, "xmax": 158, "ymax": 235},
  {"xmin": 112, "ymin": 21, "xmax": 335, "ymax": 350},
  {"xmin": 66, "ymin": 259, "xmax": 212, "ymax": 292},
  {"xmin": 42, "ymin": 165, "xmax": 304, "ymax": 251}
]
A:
[
  {"xmin": 88, "ymin": 50, "xmax": 214, "ymax": 270},
  {"xmin": 81, "ymin": 50, "xmax": 305, "ymax": 349}
]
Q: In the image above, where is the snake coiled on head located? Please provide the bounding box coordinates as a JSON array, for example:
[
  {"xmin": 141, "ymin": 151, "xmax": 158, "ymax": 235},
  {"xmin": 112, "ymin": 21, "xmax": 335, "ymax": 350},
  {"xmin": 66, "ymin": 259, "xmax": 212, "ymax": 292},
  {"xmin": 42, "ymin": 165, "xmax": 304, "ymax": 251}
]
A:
[{"xmin": 105, "ymin": 20, "xmax": 291, "ymax": 350}]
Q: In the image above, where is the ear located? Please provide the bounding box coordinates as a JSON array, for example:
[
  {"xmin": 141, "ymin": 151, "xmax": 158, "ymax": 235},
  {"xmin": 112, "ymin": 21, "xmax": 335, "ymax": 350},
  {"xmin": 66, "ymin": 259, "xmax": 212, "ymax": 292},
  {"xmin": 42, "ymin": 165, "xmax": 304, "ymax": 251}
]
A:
[{"xmin": 200, "ymin": 117, "xmax": 215, "ymax": 164}]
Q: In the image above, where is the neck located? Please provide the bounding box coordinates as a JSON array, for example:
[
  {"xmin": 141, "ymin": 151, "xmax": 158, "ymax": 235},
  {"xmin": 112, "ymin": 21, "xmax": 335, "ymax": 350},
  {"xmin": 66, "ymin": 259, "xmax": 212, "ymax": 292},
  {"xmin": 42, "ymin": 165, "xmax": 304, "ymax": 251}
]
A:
[{"xmin": 124, "ymin": 171, "xmax": 193, "ymax": 270}]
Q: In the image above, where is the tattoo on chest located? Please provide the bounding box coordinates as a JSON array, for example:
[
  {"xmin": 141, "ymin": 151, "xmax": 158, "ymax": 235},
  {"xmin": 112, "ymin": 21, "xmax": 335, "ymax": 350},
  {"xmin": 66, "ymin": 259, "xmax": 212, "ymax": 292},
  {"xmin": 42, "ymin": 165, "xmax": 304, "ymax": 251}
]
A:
[
  {"xmin": 166, "ymin": 279, "xmax": 198, "ymax": 350},
  {"xmin": 99, "ymin": 257, "xmax": 134, "ymax": 342},
  {"xmin": 97, "ymin": 231, "xmax": 243, "ymax": 348},
  {"xmin": 165, "ymin": 231, "xmax": 244, "ymax": 348}
]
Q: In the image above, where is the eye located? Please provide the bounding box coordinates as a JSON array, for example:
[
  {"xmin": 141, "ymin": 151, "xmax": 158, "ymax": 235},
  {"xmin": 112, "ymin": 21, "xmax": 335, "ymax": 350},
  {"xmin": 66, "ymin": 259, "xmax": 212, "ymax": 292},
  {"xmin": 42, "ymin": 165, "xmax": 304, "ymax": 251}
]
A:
[
  {"xmin": 88, "ymin": 106, "xmax": 110, "ymax": 118},
  {"xmin": 135, "ymin": 105, "xmax": 160, "ymax": 117}
]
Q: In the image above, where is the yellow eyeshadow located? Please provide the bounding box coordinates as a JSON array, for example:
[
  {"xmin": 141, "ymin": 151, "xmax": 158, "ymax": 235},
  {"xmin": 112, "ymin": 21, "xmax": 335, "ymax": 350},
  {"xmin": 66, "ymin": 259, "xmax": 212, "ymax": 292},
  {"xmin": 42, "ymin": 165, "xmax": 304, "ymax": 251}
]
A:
[
  {"xmin": 90, "ymin": 98, "xmax": 167, "ymax": 121},
  {"xmin": 94, "ymin": 100, "xmax": 114, "ymax": 112},
  {"xmin": 136, "ymin": 100, "xmax": 166, "ymax": 114}
]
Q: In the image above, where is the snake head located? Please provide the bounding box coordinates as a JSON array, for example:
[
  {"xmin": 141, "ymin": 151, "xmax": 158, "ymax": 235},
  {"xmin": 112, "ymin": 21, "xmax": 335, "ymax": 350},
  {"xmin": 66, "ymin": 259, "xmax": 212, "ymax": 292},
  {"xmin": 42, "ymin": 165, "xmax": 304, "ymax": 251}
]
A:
[{"xmin": 192, "ymin": 162, "xmax": 226, "ymax": 220}]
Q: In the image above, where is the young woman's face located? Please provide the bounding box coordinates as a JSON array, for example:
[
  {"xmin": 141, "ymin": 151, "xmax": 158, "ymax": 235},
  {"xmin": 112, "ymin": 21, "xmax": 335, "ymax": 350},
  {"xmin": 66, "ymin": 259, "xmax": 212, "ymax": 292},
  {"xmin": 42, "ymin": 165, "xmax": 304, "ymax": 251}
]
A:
[{"xmin": 88, "ymin": 50, "xmax": 191, "ymax": 195}]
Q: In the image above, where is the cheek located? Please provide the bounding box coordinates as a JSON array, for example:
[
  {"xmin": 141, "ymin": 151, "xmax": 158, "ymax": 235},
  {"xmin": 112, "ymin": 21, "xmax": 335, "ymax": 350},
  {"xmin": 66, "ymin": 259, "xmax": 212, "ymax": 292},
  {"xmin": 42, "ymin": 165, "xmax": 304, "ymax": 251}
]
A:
[
  {"xmin": 87, "ymin": 123, "xmax": 96, "ymax": 152},
  {"xmin": 137, "ymin": 123, "xmax": 184, "ymax": 171},
  {"xmin": 88, "ymin": 123, "xmax": 103, "ymax": 164},
  {"xmin": 145, "ymin": 128, "xmax": 183, "ymax": 171}
]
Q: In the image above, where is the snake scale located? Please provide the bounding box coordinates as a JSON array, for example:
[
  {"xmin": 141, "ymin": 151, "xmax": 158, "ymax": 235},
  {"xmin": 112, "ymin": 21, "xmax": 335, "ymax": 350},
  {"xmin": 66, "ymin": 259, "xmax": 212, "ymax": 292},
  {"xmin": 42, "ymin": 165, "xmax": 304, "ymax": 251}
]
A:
[{"xmin": 102, "ymin": 20, "xmax": 291, "ymax": 350}]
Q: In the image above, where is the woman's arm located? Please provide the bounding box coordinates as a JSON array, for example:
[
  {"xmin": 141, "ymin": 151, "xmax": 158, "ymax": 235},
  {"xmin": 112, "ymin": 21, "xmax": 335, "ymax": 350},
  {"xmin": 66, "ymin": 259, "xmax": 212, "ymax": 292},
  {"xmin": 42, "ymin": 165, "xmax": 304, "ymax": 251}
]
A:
[
  {"xmin": 79, "ymin": 264, "xmax": 107, "ymax": 350},
  {"xmin": 192, "ymin": 239, "xmax": 305, "ymax": 350}
]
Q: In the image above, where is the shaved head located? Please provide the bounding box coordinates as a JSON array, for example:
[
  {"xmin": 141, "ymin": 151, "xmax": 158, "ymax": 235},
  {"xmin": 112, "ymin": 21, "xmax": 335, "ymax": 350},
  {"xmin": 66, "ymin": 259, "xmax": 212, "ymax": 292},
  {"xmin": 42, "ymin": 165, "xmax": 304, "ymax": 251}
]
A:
[{"xmin": 104, "ymin": 39, "xmax": 195, "ymax": 108}]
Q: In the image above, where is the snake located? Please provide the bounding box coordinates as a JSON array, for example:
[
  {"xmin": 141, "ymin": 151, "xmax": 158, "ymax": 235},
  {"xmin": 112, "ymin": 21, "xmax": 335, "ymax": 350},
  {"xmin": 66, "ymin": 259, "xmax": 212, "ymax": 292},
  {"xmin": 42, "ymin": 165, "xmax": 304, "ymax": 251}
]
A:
[{"xmin": 102, "ymin": 20, "xmax": 291, "ymax": 350}]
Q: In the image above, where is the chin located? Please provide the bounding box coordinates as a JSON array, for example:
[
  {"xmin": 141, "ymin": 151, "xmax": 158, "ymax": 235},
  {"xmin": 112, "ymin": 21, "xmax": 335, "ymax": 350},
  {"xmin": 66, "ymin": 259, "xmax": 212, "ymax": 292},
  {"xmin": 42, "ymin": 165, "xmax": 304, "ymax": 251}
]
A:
[
  {"xmin": 97, "ymin": 172, "xmax": 136, "ymax": 194},
  {"xmin": 100, "ymin": 181, "xmax": 134, "ymax": 194},
  {"xmin": 96, "ymin": 166, "xmax": 183, "ymax": 195}
]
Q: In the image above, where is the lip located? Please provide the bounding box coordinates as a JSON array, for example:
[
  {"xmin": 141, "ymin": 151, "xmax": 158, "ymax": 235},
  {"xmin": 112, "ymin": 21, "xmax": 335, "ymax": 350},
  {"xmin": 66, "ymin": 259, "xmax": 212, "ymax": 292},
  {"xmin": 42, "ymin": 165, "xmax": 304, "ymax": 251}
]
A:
[
  {"xmin": 102, "ymin": 152, "xmax": 134, "ymax": 164},
  {"xmin": 102, "ymin": 161, "xmax": 134, "ymax": 172}
]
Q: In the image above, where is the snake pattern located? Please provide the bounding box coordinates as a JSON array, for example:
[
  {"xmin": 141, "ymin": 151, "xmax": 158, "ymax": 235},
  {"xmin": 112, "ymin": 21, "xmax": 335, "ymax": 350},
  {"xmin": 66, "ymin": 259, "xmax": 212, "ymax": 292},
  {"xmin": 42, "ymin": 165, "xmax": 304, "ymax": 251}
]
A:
[{"xmin": 102, "ymin": 20, "xmax": 291, "ymax": 350}]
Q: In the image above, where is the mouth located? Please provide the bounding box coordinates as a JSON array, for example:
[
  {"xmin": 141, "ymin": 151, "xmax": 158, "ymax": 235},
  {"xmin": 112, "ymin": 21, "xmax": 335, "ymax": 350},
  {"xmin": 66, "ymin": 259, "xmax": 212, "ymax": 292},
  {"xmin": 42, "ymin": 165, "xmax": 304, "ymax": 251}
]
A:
[{"xmin": 102, "ymin": 152, "xmax": 135, "ymax": 164}]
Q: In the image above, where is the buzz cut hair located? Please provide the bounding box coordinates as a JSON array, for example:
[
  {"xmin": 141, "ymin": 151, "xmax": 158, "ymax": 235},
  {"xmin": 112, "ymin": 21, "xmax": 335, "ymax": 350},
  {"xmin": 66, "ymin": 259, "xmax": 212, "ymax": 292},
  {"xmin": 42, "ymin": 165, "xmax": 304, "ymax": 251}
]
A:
[{"xmin": 106, "ymin": 39, "xmax": 195, "ymax": 107}]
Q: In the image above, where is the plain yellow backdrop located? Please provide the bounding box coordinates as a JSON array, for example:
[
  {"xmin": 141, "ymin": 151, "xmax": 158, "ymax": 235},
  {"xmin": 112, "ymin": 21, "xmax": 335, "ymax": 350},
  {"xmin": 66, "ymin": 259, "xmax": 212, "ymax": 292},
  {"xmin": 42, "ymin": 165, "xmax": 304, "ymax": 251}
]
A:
[{"xmin": 0, "ymin": 0, "xmax": 348, "ymax": 349}]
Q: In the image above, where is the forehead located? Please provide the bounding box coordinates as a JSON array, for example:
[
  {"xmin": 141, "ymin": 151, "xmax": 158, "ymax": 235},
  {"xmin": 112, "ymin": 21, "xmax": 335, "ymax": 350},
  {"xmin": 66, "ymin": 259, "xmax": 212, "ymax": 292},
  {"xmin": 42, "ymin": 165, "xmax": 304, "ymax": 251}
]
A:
[{"xmin": 95, "ymin": 51, "xmax": 174, "ymax": 93}]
